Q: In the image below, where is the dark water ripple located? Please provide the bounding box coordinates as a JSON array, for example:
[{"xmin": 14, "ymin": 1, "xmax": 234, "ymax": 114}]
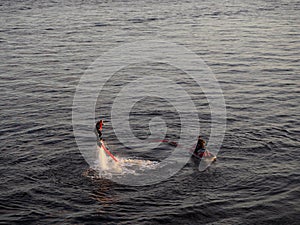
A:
[{"xmin": 1, "ymin": 0, "xmax": 299, "ymax": 224}]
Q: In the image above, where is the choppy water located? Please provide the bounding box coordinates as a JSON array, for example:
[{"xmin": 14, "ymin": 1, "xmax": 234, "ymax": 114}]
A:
[{"xmin": 1, "ymin": 0, "xmax": 299, "ymax": 224}]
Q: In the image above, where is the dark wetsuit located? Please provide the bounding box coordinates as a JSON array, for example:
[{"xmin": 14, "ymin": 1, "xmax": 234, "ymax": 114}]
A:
[
  {"xmin": 94, "ymin": 127, "xmax": 101, "ymax": 144},
  {"xmin": 95, "ymin": 121, "xmax": 103, "ymax": 146},
  {"xmin": 95, "ymin": 124, "xmax": 102, "ymax": 139},
  {"xmin": 194, "ymin": 138, "xmax": 206, "ymax": 155}
]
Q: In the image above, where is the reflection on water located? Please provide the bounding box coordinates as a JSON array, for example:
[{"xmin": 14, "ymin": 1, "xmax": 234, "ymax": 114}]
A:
[{"xmin": 91, "ymin": 178, "xmax": 119, "ymax": 205}]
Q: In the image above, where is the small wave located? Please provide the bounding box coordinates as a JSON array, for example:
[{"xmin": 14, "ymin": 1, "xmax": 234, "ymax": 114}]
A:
[{"xmin": 94, "ymin": 22, "xmax": 110, "ymax": 27}]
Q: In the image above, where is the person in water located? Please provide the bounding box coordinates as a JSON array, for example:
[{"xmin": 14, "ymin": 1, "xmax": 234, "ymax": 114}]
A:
[
  {"xmin": 95, "ymin": 120, "xmax": 104, "ymax": 141},
  {"xmin": 194, "ymin": 136, "xmax": 210, "ymax": 157}
]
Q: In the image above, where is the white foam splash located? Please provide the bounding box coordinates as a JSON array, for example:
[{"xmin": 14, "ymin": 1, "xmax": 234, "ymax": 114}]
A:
[
  {"xmin": 97, "ymin": 145, "xmax": 108, "ymax": 170},
  {"xmin": 94, "ymin": 144, "xmax": 159, "ymax": 178}
]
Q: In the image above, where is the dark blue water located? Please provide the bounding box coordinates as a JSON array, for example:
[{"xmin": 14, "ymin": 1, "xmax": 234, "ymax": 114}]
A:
[{"xmin": 1, "ymin": 0, "xmax": 299, "ymax": 224}]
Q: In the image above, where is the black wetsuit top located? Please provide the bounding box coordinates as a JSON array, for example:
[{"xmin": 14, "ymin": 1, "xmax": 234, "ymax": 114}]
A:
[
  {"xmin": 95, "ymin": 122, "xmax": 102, "ymax": 139},
  {"xmin": 194, "ymin": 139, "xmax": 205, "ymax": 154}
]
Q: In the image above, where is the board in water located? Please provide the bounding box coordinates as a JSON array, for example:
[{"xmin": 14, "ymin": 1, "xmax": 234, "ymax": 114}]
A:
[
  {"xmin": 190, "ymin": 150, "xmax": 217, "ymax": 162},
  {"xmin": 190, "ymin": 149, "xmax": 216, "ymax": 171}
]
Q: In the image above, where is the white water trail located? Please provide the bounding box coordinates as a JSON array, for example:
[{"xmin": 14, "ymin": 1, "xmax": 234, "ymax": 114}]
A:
[
  {"xmin": 97, "ymin": 145, "xmax": 108, "ymax": 170},
  {"xmin": 94, "ymin": 141, "xmax": 159, "ymax": 178}
]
